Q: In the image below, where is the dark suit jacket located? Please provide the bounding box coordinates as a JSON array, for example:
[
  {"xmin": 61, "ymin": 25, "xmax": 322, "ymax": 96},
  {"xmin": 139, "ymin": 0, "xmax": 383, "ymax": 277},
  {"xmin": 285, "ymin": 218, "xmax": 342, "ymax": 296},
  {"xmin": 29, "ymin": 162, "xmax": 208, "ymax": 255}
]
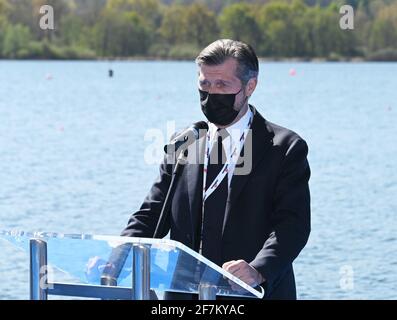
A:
[{"xmin": 121, "ymin": 106, "xmax": 311, "ymax": 300}]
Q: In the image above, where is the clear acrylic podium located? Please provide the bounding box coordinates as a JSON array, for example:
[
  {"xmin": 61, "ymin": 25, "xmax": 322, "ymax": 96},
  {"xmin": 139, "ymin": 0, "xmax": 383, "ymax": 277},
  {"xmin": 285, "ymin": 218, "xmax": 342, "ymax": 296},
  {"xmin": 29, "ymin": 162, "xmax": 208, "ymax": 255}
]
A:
[{"xmin": 0, "ymin": 230, "xmax": 264, "ymax": 300}]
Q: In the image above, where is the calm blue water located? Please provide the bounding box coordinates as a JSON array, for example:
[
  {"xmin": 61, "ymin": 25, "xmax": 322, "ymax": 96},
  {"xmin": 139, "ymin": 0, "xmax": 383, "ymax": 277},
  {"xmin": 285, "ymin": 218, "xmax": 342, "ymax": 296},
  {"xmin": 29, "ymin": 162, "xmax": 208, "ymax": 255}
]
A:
[{"xmin": 0, "ymin": 61, "xmax": 396, "ymax": 299}]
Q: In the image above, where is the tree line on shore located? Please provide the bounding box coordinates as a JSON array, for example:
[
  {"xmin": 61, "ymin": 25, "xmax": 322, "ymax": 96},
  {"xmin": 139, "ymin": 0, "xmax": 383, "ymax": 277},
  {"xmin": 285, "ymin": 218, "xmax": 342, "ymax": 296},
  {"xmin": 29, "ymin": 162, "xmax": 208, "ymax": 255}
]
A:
[{"xmin": 0, "ymin": 0, "xmax": 396, "ymax": 61}]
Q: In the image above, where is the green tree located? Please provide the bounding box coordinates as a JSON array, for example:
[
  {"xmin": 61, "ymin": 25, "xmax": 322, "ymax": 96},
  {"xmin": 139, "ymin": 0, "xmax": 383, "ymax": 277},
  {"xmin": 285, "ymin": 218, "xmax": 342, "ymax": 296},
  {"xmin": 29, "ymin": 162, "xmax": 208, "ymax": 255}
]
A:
[
  {"xmin": 310, "ymin": 6, "xmax": 342, "ymax": 57},
  {"xmin": 0, "ymin": 0, "xmax": 10, "ymax": 57},
  {"xmin": 6, "ymin": 0, "xmax": 34, "ymax": 29},
  {"xmin": 106, "ymin": 0, "xmax": 163, "ymax": 29},
  {"xmin": 369, "ymin": 2, "xmax": 397, "ymax": 51},
  {"xmin": 158, "ymin": 2, "xmax": 219, "ymax": 55},
  {"xmin": 94, "ymin": 8, "xmax": 151, "ymax": 57},
  {"xmin": 287, "ymin": 0, "xmax": 312, "ymax": 57},
  {"xmin": 0, "ymin": 0, "xmax": 9, "ymax": 16},
  {"xmin": 184, "ymin": 3, "xmax": 219, "ymax": 48},
  {"xmin": 59, "ymin": 15, "xmax": 86, "ymax": 46},
  {"xmin": 2, "ymin": 23, "xmax": 32, "ymax": 58},
  {"xmin": 218, "ymin": 3, "xmax": 261, "ymax": 46},
  {"xmin": 72, "ymin": 0, "xmax": 107, "ymax": 26},
  {"xmin": 258, "ymin": 1, "xmax": 296, "ymax": 57},
  {"xmin": 258, "ymin": 0, "xmax": 339, "ymax": 58},
  {"xmin": 159, "ymin": 4, "xmax": 186, "ymax": 45}
]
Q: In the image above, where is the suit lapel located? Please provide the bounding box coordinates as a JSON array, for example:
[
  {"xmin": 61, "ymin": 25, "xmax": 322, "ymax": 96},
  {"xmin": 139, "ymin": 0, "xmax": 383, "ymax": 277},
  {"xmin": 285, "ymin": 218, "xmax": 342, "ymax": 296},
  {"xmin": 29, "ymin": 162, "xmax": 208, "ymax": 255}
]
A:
[
  {"xmin": 186, "ymin": 134, "xmax": 206, "ymax": 246},
  {"xmin": 183, "ymin": 109, "xmax": 274, "ymax": 241},
  {"xmin": 222, "ymin": 108, "xmax": 274, "ymax": 235}
]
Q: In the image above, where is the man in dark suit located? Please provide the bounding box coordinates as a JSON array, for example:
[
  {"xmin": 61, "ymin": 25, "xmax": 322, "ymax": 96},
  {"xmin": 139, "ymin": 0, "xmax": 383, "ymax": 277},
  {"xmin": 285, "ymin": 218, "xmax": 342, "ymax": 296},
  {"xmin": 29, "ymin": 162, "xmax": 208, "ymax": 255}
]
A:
[{"xmin": 121, "ymin": 39, "xmax": 311, "ymax": 300}]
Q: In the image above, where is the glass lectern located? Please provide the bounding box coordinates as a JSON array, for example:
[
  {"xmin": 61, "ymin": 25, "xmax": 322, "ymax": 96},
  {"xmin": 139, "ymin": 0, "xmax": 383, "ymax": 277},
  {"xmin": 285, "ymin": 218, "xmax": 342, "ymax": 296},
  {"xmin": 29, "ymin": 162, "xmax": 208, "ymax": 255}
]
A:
[{"xmin": 0, "ymin": 230, "xmax": 264, "ymax": 300}]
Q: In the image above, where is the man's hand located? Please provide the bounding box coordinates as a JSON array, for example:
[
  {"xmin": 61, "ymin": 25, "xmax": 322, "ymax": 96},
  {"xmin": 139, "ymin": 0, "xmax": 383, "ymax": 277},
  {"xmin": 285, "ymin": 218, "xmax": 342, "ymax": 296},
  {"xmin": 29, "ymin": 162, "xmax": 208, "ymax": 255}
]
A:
[
  {"xmin": 85, "ymin": 256, "xmax": 116, "ymax": 284},
  {"xmin": 223, "ymin": 260, "xmax": 265, "ymax": 287},
  {"xmin": 85, "ymin": 256, "xmax": 106, "ymax": 283}
]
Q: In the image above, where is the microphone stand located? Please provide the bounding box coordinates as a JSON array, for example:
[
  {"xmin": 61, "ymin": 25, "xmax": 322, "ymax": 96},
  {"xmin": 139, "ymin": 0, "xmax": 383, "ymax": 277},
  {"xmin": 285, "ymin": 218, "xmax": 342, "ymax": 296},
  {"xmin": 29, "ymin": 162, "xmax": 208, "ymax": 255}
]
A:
[
  {"xmin": 100, "ymin": 148, "xmax": 188, "ymax": 300},
  {"xmin": 153, "ymin": 149, "xmax": 188, "ymax": 238}
]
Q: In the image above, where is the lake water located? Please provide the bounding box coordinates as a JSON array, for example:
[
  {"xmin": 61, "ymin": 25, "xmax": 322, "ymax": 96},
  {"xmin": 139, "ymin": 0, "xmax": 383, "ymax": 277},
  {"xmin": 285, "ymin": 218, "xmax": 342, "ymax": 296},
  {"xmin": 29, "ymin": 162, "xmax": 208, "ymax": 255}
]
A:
[{"xmin": 0, "ymin": 61, "xmax": 396, "ymax": 300}]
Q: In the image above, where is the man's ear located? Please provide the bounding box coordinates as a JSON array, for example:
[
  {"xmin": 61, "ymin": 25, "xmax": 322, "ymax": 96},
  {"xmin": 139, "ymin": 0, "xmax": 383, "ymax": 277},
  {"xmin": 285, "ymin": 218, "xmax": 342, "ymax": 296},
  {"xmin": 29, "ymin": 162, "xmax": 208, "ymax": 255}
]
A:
[{"xmin": 246, "ymin": 78, "xmax": 258, "ymax": 97}]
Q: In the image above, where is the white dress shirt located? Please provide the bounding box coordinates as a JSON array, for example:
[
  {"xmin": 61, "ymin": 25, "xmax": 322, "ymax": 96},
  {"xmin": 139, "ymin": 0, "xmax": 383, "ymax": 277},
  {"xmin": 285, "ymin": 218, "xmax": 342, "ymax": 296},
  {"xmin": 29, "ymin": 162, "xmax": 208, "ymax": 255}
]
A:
[{"xmin": 206, "ymin": 106, "xmax": 253, "ymax": 187}]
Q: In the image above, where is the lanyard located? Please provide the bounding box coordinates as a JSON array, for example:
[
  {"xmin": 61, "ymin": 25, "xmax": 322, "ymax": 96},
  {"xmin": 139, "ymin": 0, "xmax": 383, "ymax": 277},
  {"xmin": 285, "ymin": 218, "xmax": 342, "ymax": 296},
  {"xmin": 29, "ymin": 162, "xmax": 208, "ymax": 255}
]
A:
[
  {"xmin": 202, "ymin": 114, "xmax": 253, "ymax": 203},
  {"xmin": 198, "ymin": 114, "xmax": 253, "ymax": 256}
]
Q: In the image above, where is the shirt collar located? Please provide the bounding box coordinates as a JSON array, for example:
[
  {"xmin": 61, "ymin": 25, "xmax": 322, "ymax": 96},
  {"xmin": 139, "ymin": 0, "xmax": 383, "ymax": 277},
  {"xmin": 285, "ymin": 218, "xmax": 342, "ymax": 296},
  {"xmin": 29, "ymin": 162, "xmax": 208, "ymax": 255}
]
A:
[{"xmin": 208, "ymin": 106, "xmax": 253, "ymax": 147}]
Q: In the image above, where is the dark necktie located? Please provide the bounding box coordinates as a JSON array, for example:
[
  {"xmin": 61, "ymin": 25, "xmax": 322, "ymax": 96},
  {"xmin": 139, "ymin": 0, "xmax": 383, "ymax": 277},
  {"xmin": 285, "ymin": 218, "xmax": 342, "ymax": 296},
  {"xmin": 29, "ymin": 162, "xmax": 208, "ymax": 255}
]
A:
[{"xmin": 201, "ymin": 129, "xmax": 229, "ymax": 265}]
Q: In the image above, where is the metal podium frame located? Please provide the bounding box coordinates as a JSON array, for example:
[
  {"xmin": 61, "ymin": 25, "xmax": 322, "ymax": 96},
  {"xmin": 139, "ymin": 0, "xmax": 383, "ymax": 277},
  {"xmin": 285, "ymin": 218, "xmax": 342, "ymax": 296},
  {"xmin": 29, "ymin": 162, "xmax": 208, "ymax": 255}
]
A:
[{"xmin": 29, "ymin": 238, "xmax": 217, "ymax": 300}]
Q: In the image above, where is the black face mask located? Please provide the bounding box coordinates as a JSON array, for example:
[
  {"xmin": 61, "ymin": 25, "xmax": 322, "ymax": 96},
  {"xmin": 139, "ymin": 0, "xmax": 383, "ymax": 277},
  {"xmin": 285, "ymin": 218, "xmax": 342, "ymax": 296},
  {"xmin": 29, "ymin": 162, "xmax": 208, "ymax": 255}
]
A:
[{"xmin": 199, "ymin": 88, "xmax": 242, "ymax": 126}]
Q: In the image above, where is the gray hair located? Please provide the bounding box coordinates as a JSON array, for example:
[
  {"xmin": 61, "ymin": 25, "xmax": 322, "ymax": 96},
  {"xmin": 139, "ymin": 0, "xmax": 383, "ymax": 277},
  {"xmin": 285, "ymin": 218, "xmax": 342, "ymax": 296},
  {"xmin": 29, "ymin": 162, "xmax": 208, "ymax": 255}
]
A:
[{"xmin": 195, "ymin": 39, "xmax": 259, "ymax": 85}]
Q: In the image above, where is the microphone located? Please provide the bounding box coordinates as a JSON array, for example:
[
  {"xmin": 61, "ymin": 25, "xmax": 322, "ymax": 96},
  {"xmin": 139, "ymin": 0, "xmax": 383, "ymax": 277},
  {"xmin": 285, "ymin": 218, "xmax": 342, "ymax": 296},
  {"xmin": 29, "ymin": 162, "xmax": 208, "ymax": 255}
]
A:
[{"xmin": 164, "ymin": 121, "xmax": 208, "ymax": 154}]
